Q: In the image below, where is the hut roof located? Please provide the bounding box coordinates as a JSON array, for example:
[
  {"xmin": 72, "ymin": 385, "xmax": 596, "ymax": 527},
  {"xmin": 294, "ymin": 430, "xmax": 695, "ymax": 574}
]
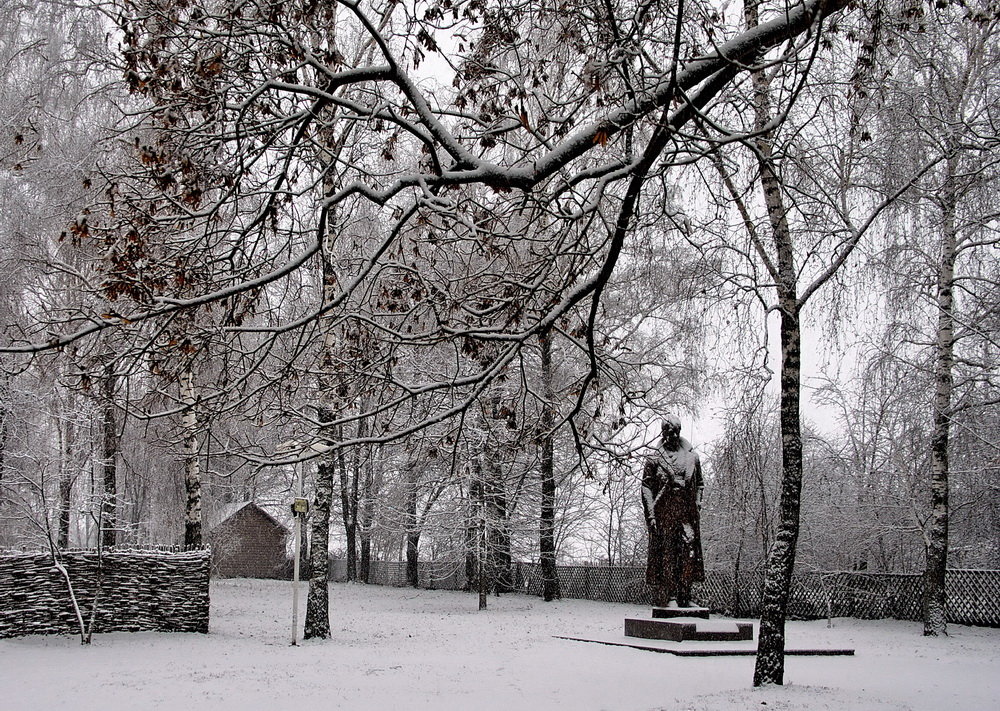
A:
[{"xmin": 211, "ymin": 502, "xmax": 290, "ymax": 535}]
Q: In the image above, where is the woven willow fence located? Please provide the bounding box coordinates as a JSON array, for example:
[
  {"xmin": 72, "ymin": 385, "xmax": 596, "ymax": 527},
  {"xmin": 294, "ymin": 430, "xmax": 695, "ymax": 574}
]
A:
[
  {"xmin": 0, "ymin": 549, "xmax": 211, "ymax": 639},
  {"xmin": 337, "ymin": 560, "xmax": 999, "ymax": 628}
]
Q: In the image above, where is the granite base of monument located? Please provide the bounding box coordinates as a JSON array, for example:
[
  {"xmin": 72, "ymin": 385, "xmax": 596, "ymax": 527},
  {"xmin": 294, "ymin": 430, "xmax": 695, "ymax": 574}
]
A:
[
  {"xmin": 554, "ymin": 605, "xmax": 854, "ymax": 656},
  {"xmin": 625, "ymin": 615, "xmax": 753, "ymax": 642},
  {"xmin": 628, "ymin": 604, "xmax": 751, "ymax": 643}
]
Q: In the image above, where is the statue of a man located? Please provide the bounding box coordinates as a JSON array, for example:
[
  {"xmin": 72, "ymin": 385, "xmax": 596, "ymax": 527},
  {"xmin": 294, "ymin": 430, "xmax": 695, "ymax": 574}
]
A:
[{"xmin": 642, "ymin": 416, "xmax": 704, "ymax": 608}]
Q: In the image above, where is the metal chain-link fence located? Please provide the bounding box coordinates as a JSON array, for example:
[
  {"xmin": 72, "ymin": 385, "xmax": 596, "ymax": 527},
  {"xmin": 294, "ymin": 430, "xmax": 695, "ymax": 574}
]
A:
[
  {"xmin": 336, "ymin": 560, "xmax": 999, "ymax": 628},
  {"xmin": 330, "ymin": 558, "xmax": 467, "ymax": 590}
]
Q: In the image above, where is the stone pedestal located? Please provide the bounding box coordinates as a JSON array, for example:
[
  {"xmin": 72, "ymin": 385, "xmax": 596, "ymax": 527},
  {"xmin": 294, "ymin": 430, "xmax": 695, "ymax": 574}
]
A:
[
  {"xmin": 560, "ymin": 606, "xmax": 852, "ymax": 656},
  {"xmin": 624, "ymin": 616, "xmax": 753, "ymax": 642}
]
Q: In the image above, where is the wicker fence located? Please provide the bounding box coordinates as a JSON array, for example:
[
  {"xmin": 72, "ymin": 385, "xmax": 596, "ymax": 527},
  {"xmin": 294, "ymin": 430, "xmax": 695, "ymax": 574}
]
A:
[
  {"xmin": 335, "ymin": 560, "xmax": 1000, "ymax": 628},
  {"xmin": 0, "ymin": 548, "xmax": 211, "ymax": 639}
]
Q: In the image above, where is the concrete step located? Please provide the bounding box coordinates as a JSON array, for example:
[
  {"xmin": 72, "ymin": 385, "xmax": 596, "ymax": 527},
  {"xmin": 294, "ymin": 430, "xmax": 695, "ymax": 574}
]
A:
[{"xmin": 555, "ymin": 634, "xmax": 855, "ymax": 657}]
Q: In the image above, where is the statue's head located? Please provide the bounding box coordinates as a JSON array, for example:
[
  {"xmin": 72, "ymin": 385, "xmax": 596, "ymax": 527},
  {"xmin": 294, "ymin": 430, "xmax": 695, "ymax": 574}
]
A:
[{"xmin": 661, "ymin": 415, "xmax": 682, "ymax": 440}]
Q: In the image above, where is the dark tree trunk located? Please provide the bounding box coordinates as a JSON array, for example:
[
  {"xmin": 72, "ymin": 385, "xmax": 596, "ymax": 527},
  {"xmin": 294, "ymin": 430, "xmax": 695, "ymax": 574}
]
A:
[
  {"xmin": 359, "ymin": 537, "xmax": 371, "ymax": 584},
  {"xmin": 359, "ymin": 444, "xmax": 374, "ymax": 584},
  {"xmin": 478, "ymin": 500, "xmax": 488, "ymax": 611},
  {"xmin": 344, "ymin": 519, "xmax": 358, "ymax": 581},
  {"xmin": 493, "ymin": 525, "xmax": 512, "ymax": 593},
  {"xmin": 55, "ymin": 407, "xmax": 73, "ymax": 549},
  {"xmin": 0, "ymin": 371, "xmax": 8, "ymax": 491},
  {"xmin": 337, "ymin": 422, "xmax": 359, "ymax": 582},
  {"xmin": 58, "ymin": 477, "xmax": 72, "ymax": 548},
  {"xmin": 464, "ymin": 526, "xmax": 477, "ymax": 592},
  {"xmin": 298, "ymin": 515, "xmax": 311, "ymax": 579},
  {"xmin": 405, "ymin": 463, "xmax": 420, "ymax": 587},
  {"xmin": 538, "ymin": 331, "xmax": 560, "ymax": 601},
  {"xmin": 466, "ymin": 478, "xmax": 482, "ymax": 592},
  {"xmin": 924, "ymin": 156, "xmax": 958, "ymax": 637},
  {"xmin": 484, "ymin": 458, "xmax": 512, "ymax": 593},
  {"xmin": 406, "ymin": 531, "xmax": 421, "ymax": 588},
  {"xmin": 348, "ymin": 443, "xmax": 360, "ymax": 580},
  {"xmin": 469, "ymin": 463, "xmax": 490, "ymax": 608},
  {"xmin": 102, "ymin": 363, "xmax": 119, "ymax": 548},
  {"xmin": 548, "ymin": 517, "xmax": 563, "ymax": 585}
]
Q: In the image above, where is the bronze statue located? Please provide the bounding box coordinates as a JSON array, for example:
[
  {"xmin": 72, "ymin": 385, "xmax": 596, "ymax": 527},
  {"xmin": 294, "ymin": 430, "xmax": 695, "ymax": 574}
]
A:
[{"xmin": 642, "ymin": 416, "xmax": 704, "ymax": 607}]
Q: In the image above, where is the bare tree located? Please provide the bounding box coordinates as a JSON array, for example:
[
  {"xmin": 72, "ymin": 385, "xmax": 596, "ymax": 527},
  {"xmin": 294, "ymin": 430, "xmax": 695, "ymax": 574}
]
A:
[
  {"xmin": 867, "ymin": 1, "xmax": 1000, "ymax": 635},
  {"xmin": 2, "ymin": 0, "xmax": 858, "ymax": 682},
  {"xmin": 674, "ymin": 0, "xmax": 945, "ymax": 682}
]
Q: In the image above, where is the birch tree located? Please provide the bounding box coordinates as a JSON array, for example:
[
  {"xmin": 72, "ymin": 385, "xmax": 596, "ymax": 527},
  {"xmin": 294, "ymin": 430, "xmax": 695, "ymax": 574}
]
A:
[
  {"xmin": 682, "ymin": 0, "xmax": 942, "ymax": 683},
  {"xmin": 871, "ymin": 0, "xmax": 1000, "ymax": 635}
]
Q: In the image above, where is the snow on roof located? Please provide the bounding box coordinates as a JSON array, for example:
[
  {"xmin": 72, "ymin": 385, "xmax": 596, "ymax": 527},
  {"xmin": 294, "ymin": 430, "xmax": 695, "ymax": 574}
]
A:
[{"xmin": 210, "ymin": 501, "xmax": 290, "ymax": 534}]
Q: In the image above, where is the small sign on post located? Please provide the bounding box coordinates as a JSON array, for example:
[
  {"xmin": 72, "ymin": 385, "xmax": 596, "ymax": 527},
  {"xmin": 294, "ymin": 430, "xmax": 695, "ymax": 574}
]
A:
[{"xmin": 277, "ymin": 439, "xmax": 330, "ymax": 647}]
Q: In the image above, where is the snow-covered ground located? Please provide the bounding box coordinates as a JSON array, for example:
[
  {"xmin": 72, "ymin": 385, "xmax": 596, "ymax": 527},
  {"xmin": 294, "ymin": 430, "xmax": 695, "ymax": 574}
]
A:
[{"xmin": 2, "ymin": 579, "xmax": 998, "ymax": 710}]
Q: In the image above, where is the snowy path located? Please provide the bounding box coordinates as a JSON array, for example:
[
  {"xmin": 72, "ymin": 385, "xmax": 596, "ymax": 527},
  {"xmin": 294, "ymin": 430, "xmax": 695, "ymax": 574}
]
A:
[{"xmin": 1, "ymin": 579, "xmax": 998, "ymax": 710}]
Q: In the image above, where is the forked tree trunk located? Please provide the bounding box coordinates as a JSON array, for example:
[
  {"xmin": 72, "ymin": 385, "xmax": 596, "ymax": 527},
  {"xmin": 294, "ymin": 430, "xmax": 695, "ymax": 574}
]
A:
[
  {"xmin": 538, "ymin": 330, "xmax": 560, "ymax": 602},
  {"xmin": 923, "ymin": 156, "xmax": 958, "ymax": 637},
  {"xmin": 180, "ymin": 367, "xmax": 201, "ymax": 548}
]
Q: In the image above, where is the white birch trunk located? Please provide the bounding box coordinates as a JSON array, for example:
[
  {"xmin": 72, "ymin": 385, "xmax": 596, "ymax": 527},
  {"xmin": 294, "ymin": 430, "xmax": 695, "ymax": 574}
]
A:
[
  {"xmin": 746, "ymin": 0, "xmax": 804, "ymax": 683},
  {"xmin": 181, "ymin": 367, "xmax": 202, "ymax": 548},
  {"xmin": 304, "ymin": 243, "xmax": 341, "ymax": 639},
  {"xmin": 923, "ymin": 155, "xmax": 958, "ymax": 636}
]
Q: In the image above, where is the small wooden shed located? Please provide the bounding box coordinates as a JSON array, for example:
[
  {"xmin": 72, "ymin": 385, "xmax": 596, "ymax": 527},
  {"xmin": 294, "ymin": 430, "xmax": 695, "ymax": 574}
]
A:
[{"xmin": 209, "ymin": 502, "xmax": 290, "ymax": 579}]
